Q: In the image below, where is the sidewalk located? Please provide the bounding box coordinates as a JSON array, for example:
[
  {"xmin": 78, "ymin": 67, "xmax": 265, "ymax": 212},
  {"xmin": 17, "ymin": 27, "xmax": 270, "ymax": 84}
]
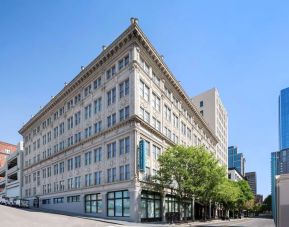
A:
[{"xmin": 29, "ymin": 207, "xmax": 248, "ymax": 227}]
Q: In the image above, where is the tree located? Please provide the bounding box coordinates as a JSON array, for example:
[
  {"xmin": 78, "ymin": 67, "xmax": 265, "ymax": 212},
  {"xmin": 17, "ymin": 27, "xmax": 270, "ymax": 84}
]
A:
[
  {"xmin": 236, "ymin": 180, "xmax": 254, "ymax": 215},
  {"xmin": 261, "ymin": 195, "xmax": 272, "ymax": 212},
  {"xmin": 151, "ymin": 145, "xmax": 226, "ymax": 222}
]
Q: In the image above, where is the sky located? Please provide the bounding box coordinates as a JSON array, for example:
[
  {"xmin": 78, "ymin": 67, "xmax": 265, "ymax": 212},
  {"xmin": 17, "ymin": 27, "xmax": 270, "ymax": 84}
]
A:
[{"xmin": 1, "ymin": 0, "xmax": 289, "ymax": 197}]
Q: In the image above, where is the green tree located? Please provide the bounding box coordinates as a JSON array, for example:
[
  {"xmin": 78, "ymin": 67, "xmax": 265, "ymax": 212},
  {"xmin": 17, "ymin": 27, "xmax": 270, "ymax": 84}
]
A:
[
  {"xmin": 236, "ymin": 180, "xmax": 254, "ymax": 215},
  {"xmin": 151, "ymin": 145, "xmax": 226, "ymax": 221}
]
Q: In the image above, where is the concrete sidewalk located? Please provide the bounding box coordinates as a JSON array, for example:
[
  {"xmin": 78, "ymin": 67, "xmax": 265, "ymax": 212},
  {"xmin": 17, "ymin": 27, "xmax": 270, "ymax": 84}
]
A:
[{"xmin": 29, "ymin": 207, "xmax": 248, "ymax": 227}]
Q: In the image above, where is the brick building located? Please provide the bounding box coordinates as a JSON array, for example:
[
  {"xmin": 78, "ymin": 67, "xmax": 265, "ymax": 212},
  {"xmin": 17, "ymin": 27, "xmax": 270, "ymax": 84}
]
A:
[{"xmin": 0, "ymin": 141, "xmax": 17, "ymax": 168}]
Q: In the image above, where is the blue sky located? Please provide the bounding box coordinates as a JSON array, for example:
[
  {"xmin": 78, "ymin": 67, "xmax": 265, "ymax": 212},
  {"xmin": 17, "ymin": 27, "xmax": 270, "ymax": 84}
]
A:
[{"xmin": 1, "ymin": 0, "xmax": 289, "ymax": 197}]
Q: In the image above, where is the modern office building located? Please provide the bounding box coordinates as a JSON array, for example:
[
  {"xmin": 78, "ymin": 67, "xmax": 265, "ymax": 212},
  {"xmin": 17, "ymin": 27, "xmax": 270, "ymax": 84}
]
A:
[
  {"xmin": 279, "ymin": 87, "xmax": 289, "ymax": 151},
  {"xmin": 191, "ymin": 88, "xmax": 228, "ymax": 167},
  {"xmin": 271, "ymin": 148, "xmax": 289, "ymax": 221},
  {"xmin": 19, "ymin": 19, "xmax": 219, "ymax": 222},
  {"xmin": 0, "ymin": 142, "xmax": 24, "ymax": 201},
  {"xmin": 276, "ymin": 173, "xmax": 289, "ymax": 227},
  {"xmin": 228, "ymin": 146, "xmax": 245, "ymax": 176},
  {"xmin": 0, "ymin": 141, "xmax": 17, "ymax": 168},
  {"xmin": 272, "ymin": 87, "xmax": 289, "ymax": 222},
  {"xmin": 228, "ymin": 167, "xmax": 245, "ymax": 182},
  {"xmin": 245, "ymin": 172, "xmax": 257, "ymax": 195}
]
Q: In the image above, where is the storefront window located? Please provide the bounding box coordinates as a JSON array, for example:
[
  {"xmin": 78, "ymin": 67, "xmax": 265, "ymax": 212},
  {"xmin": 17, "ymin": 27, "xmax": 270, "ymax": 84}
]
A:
[
  {"xmin": 107, "ymin": 190, "xmax": 130, "ymax": 217},
  {"xmin": 85, "ymin": 194, "xmax": 102, "ymax": 213},
  {"xmin": 141, "ymin": 191, "xmax": 162, "ymax": 222}
]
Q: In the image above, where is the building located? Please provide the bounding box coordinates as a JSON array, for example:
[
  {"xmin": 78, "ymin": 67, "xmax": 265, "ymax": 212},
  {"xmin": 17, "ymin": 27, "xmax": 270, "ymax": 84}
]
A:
[
  {"xmin": 272, "ymin": 87, "xmax": 289, "ymax": 222},
  {"xmin": 0, "ymin": 141, "xmax": 17, "ymax": 168},
  {"xmin": 18, "ymin": 19, "xmax": 219, "ymax": 222},
  {"xmin": 228, "ymin": 146, "xmax": 245, "ymax": 176},
  {"xmin": 0, "ymin": 142, "xmax": 24, "ymax": 201},
  {"xmin": 228, "ymin": 167, "xmax": 245, "ymax": 182},
  {"xmin": 279, "ymin": 87, "xmax": 289, "ymax": 151},
  {"xmin": 191, "ymin": 88, "xmax": 228, "ymax": 167},
  {"xmin": 271, "ymin": 148, "xmax": 289, "ymax": 221},
  {"xmin": 255, "ymin": 194, "xmax": 263, "ymax": 205},
  {"xmin": 276, "ymin": 173, "xmax": 289, "ymax": 227},
  {"xmin": 245, "ymin": 172, "xmax": 257, "ymax": 195}
]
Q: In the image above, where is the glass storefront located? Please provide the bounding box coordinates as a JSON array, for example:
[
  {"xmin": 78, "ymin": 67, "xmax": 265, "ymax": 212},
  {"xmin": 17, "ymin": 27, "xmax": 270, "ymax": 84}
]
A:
[
  {"xmin": 85, "ymin": 194, "xmax": 102, "ymax": 213},
  {"xmin": 107, "ymin": 190, "xmax": 130, "ymax": 217},
  {"xmin": 141, "ymin": 191, "xmax": 162, "ymax": 222}
]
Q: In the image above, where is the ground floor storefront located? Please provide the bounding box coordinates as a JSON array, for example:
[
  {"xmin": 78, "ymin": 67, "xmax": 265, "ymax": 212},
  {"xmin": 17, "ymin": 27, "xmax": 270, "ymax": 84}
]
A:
[{"xmin": 26, "ymin": 187, "xmax": 221, "ymax": 223}]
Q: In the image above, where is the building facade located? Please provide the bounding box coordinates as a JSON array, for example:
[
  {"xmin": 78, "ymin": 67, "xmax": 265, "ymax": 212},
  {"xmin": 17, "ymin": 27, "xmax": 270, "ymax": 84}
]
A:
[
  {"xmin": 276, "ymin": 173, "xmax": 289, "ymax": 227},
  {"xmin": 0, "ymin": 142, "xmax": 24, "ymax": 201},
  {"xmin": 279, "ymin": 87, "xmax": 289, "ymax": 151},
  {"xmin": 271, "ymin": 148, "xmax": 289, "ymax": 221},
  {"xmin": 191, "ymin": 88, "xmax": 228, "ymax": 167},
  {"xmin": 228, "ymin": 146, "xmax": 245, "ymax": 176},
  {"xmin": 245, "ymin": 172, "xmax": 257, "ymax": 195},
  {"xmin": 19, "ymin": 19, "xmax": 219, "ymax": 222},
  {"xmin": 0, "ymin": 141, "xmax": 17, "ymax": 168},
  {"xmin": 228, "ymin": 167, "xmax": 245, "ymax": 182}
]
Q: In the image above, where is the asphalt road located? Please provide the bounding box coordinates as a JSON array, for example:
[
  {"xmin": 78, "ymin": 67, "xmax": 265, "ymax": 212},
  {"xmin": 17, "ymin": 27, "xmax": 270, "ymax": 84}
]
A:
[
  {"xmin": 0, "ymin": 205, "xmax": 275, "ymax": 227},
  {"xmin": 197, "ymin": 217, "xmax": 275, "ymax": 227}
]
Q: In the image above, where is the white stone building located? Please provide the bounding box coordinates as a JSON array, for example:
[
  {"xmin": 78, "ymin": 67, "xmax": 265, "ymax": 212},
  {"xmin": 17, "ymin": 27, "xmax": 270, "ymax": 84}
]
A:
[
  {"xmin": 191, "ymin": 88, "xmax": 228, "ymax": 167},
  {"xmin": 19, "ymin": 19, "xmax": 219, "ymax": 222},
  {"xmin": 276, "ymin": 174, "xmax": 289, "ymax": 227},
  {"xmin": 228, "ymin": 168, "xmax": 245, "ymax": 182}
]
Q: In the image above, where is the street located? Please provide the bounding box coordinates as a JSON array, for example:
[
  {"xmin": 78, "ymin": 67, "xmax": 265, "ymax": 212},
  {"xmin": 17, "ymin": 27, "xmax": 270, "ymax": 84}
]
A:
[{"xmin": 0, "ymin": 205, "xmax": 275, "ymax": 227}]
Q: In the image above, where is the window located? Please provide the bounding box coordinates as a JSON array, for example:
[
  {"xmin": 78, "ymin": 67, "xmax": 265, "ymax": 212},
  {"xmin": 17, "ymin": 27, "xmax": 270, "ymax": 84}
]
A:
[
  {"xmin": 118, "ymin": 55, "xmax": 129, "ymax": 71},
  {"xmin": 75, "ymin": 111, "xmax": 81, "ymax": 126},
  {"xmin": 119, "ymin": 137, "xmax": 130, "ymax": 155},
  {"xmin": 75, "ymin": 155, "xmax": 81, "ymax": 169},
  {"xmin": 53, "ymin": 126, "xmax": 58, "ymax": 139},
  {"xmin": 74, "ymin": 132, "xmax": 81, "ymax": 143},
  {"xmin": 94, "ymin": 171, "xmax": 102, "ymax": 185},
  {"xmin": 173, "ymin": 113, "xmax": 179, "ymax": 128},
  {"xmin": 106, "ymin": 65, "xmax": 116, "ymax": 80},
  {"xmin": 42, "ymin": 199, "xmax": 50, "ymax": 205},
  {"xmin": 181, "ymin": 122, "xmax": 186, "ymax": 136},
  {"xmin": 107, "ymin": 168, "xmax": 116, "ymax": 183},
  {"xmin": 74, "ymin": 93, "xmax": 81, "ymax": 105},
  {"xmin": 59, "ymin": 122, "xmax": 65, "ymax": 135},
  {"xmin": 85, "ymin": 194, "xmax": 102, "ymax": 213},
  {"xmin": 152, "ymin": 72, "xmax": 160, "ymax": 86},
  {"xmin": 94, "ymin": 97, "xmax": 102, "ymax": 114},
  {"xmin": 84, "ymin": 84, "xmax": 92, "ymax": 97},
  {"xmin": 84, "ymin": 126, "xmax": 92, "ymax": 138},
  {"xmin": 119, "ymin": 79, "xmax": 129, "ymax": 98},
  {"xmin": 140, "ymin": 80, "xmax": 150, "ymax": 101},
  {"xmin": 67, "ymin": 136, "xmax": 73, "ymax": 146},
  {"xmin": 74, "ymin": 176, "xmax": 81, "ymax": 189},
  {"xmin": 119, "ymin": 106, "xmax": 129, "ymax": 121},
  {"xmin": 53, "ymin": 197, "xmax": 64, "ymax": 204},
  {"xmin": 54, "ymin": 164, "xmax": 58, "ymax": 175},
  {"xmin": 85, "ymin": 104, "xmax": 92, "ymax": 119},
  {"xmin": 164, "ymin": 86, "xmax": 171, "ymax": 99},
  {"xmin": 141, "ymin": 191, "xmax": 161, "ymax": 221},
  {"xmin": 94, "ymin": 120, "xmax": 102, "ymax": 133},
  {"xmin": 107, "ymin": 113, "xmax": 116, "ymax": 128},
  {"xmin": 152, "ymin": 93, "xmax": 160, "ymax": 111},
  {"xmin": 107, "ymin": 88, "xmax": 116, "ymax": 106},
  {"xmin": 94, "ymin": 77, "xmax": 101, "ymax": 89},
  {"xmin": 140, "ymin": 58, "xmax": 149, "ymax": 74},
  {"xmin": 140, "ymin": 107, "xmax": 150, "ymax": 123},
  {"xmin": 164, "ymin": 127, "xmax": 171, "ymax": 140},
  {"xmin": 67, "ymin": 116, "xmax": 73, "ymax": 130},
  {"xmin": 200, "ymin": 101, "xmax": 204, "ymax": 107},
  {"xmin": 67, "ymin": 158, "xmax": 73, "ymax": 171},
  {"xmin": 67, "ymin": 195, "xmax": 80, "ymax": 203},
  {"xmin": 107, "ymin": 142, "xmax": 116, "ymax": 159},
  {"xmin": 59, "ymin": 162, "xmax": 64, "ymax": 173},
  {"xmin": 152, "ymin": 117, "xmax": 161, "ymax": 131},
  {"xmin": 67, "ymin": 99, "xmax": 73, "ymax": 110},
  {"xmin": 67, "ymin": 178, "xmax": 73, "ymax": 189},
  {"xmin": 107, "ymin": 191, "xmax": 130, "ymax": 217},
  {"xmin": 200, "ymin": 110, "xmax": 204, "ymax": 116},
  {"xmin": 164, "ymin": 105, "xmax": 171, "ymax": 122},
  {"xmin": 94, "ymin": 147, "xmax": 102, "ymax": 162},
  {"xmin": 120, "ymin": 164, "xmax": 130, "ymax": 181},
  {"xmin": 85, "ymin": 173, "xmax": 92, "ymax": 187},
  {"xmin": 85, "ymin": 151, "xmax": 92, "ymax": 165},
  {"xmin": 152, "ymin": 145, "xmax": 161, "ymax": 160}
]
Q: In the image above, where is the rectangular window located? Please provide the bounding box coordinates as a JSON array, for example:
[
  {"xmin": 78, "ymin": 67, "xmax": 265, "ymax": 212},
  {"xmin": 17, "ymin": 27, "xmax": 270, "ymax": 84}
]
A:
[
  {"xmin": 153, "ymin": 145, "xmax": 161, "ymax": 160},
  {"xmin": 107, "ymin": 191, "xmax": 130, "ymax": 217},
  {"xmin": 140, "ymin": 80, "xmax": 150, "ymax": 101},
  {"xmin": 140, "ymin": 107, "xmax": 150, "ymax": 123},
  {"xmin": 53, "ymin": 197, "xmax": 64, "ymax": 204},
  {"xmin": 106, "ymin": 65, "xmax": 116, "ymax": 80},
  {"xmin": 67, "ymin": 195, "xmax": 80, "ymax": 203},
  {"xmin": 74, "ymin": 111, "xmax": 81, "ymax": 126},
  {"xmin": 84, "ymin": 84, "xmax": 92, "ymax": 97},
  {"xmin": 94, "ymin": 147, "xmax": 102, "ymax": 162},
  {"xmin": 74, "ymin": 176, "xmax": 81, "ymax": 189},
  {"xmin": 107, "ymin": 88, "xmax": 116, "ymax": 106},
  {"xmin": 94, "ymin": 171, "xmax": 102, "ymax": 185},
  {"xmin": 94, "ymin": 120, "xmax": 102, "ymax": 133},
  {"xmin": 94, "ymin": 77, "xmax": 101, "ymax": 89},
  {"xmin": 85, "ymin": 194, "xmax": 102, "ymax": 214},
  {"xmin": 85, "ymin": 104, "xmax": 92, "ymax": 119},
  {"xmin": 119, "ymin": 106, "xmax": 129, "ymax": 121},
  {"xmin": 75, "ymin": 155, "xmax": 81, "ymax": 169},
  {"xmin": 85, "ymin": 151, "xmax": 92, "ymax": 165},
  {"xmin": 85, "ymin": 173, "xmax": 92, "ymax": 187},
  {"xmin": 119, "ymin": 79, "xmax": 129, "ymax": 98},
  {"xmin": 152, "ymin": 93, "xmax": 160, "ymax": 111},
  {"xmin": 107, "ymin": 142, "xmax": 116, "ymax": 159},
  {"xmin": 94, "ymin": 97, "xmax": 102, "ymax": 114},
  {"xmin": 119, "ymin": 137, "xmax": 130, "ymax": 155}
]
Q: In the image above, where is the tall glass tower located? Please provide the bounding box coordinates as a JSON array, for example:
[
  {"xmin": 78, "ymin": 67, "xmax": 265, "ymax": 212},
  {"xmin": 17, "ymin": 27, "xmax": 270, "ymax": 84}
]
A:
[
  {"xmin": 272, "ymin": 87, "xmax": 289, "ymax": 222},
  {"xmin": 279, "ymin": 87, "xmax": 289, "ymax": 150}
]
